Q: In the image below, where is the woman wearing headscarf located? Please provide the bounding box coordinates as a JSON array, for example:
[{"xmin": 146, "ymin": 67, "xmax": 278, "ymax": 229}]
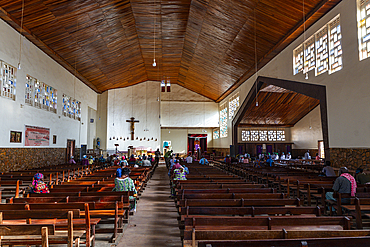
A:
[
  {"xmin": 170, "ymin": 165, "xmax": 187, "ymax": 197},
  {"xmin": 113, "ymin": 168, "xmax": 137, "ymax": 212},
  {"xmin": 31, "ymin": 173, "xmax": 49, "ymax": 193}
]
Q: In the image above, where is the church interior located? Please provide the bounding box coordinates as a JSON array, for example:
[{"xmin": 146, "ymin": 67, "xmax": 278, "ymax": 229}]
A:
[{"xmin": 1, "ymin": 0, "xmax": 370, "ymax": 246}]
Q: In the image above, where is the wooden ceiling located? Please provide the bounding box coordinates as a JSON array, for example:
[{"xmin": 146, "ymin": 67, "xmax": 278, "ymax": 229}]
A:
[
  {"xmin": 239, "ymin": 84, "xmax": 320, "ymax": 127},
  {"xmin": 0, "ymin": 0, "xmax": 340, "ymax": 101}
]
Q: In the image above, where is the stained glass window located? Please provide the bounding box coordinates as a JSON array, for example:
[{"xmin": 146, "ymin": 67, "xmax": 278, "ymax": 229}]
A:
[
  {"xmin": 304, "ymin": 35, "xmax": 316, "ymax": 73},
  {"xmin": 293, "ymin": 44, "xmax": 304, "ymax": 75},
  {"xmin": 220, "ymin": 104, "xmax": 228, "ymax": 138},
  {"xmin": 357, "ymin": 0, "xmax": 370, "ymax": 60},
  {"xmin": 315, "ymin": 25, "xmax": 329, "ymax": 76},
  {"xmin": 229, "ymin": 93, "xmax": 240, "ymax": 119},
  {"xmin": 328, "ymin": 15, "xmax": 342, "ymax": 74},
  {"xmin": 0, "ymin": 61, "xmax": 16, "ymax": 100},
  {"xmin": 213, "ymin": 129, "xmax": 220, "ymax": 139},
  {"xmin": 25, "ymin": 75, "xmax": 34, "ymax": 106},
  {"xmin": 63, "ymin": 94, "xmax": 81, "ymax": 121},
  {"xmin": 241, "ymin": 130, "xmax": 250, "ymax": 141}
]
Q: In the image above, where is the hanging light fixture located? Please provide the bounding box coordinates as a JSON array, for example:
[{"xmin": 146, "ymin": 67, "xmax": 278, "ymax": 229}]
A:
[
  {"xmin": 18, "ymin": 0, "xmax": 25, "ymax": 70},
  {"xmin": 152, "ymin": 0, "xmax": 156, "ymax": 67},
  {"xmin": 254, "ymin": 9, "xmax": 259, "ymax": 107}
]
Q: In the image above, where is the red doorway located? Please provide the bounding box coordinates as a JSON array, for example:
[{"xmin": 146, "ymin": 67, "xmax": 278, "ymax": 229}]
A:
[{"xmin": 188, "ymin": 134, "xmax": 207, "ymax": 155}]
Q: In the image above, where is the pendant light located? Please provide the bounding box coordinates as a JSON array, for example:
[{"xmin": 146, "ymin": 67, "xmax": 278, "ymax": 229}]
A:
[
  {"xmin": 18, "ymin": 0, "xmax": 25, "ymax": 70},
  {"xmin": 152, "ymin": 0, "xmax": 156, "ymax": 67}
]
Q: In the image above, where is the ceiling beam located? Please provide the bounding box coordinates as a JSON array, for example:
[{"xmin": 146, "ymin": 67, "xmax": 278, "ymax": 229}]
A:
[{"xmin": 0, "ymin": 7, "xmax": 101, "ymax": 94}]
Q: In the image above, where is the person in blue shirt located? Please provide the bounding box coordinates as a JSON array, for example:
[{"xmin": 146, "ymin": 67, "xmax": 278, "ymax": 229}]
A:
[
  {"xmin": 199, "ymin": 156, "xmax": 209, "ymax": 165},
  {"xmin": 266, "ymin": 155, "xmax": 274, "ymax": 167}
]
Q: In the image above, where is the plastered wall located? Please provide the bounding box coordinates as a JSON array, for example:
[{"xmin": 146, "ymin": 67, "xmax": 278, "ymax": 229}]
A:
[
  {"xmin": 0, "ymin": 19, "xmax": 97, "ymax": 149},
  {"xmin": 217, "ymin": 0, "xmax": 370, "ymax": 149}
]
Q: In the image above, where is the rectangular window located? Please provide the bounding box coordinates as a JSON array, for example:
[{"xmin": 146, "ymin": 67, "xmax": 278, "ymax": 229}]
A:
[
  {"xmin": 0, "ymin": 60, "xmax": 16, "ymax": 100},
  {"xmin": 213, "ymin": 129, "xmax": 220, "ymax": 139},
  {"xmin": 63, "ymin": 94, "xmax": 81, "ymax": 121},
  {"xmin": 220, "ymin": 103, "xmax": 228, "ymax": 138},
  {"xmin": 357, "ymin": 0, "xmax": 370, "ymax": 61},
  {"xmin": 26, "ymin": 75, "xmax": 57, "ymax": 113},
  {"xmin": 240, "ymin": 129, "xmax": 286, "ymax": 143},
  {"xmin": 304, "ymin": 35, "xmax": 316, "ymax": 73},
  {"xmin": 293, "ymin": 44, "xmax": 304, "ymax": 75},
  {"xmin": 229, "ymin": 93, "xmax": 240, "ymax": 120},
  {"xmin": 315, "ymin": 25, "xmax": 329, "ymax": 76},
  {"xmin": 241, "ymin": 130, "xmax": 250, "ymax": 141},
  {"xmin": 328, "ymin": 15, "xmax": 342, "ymax": 74}
]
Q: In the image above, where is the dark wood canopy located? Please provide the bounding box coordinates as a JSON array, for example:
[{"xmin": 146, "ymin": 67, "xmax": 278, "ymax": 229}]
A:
[{"xmin": 0, "ymin": 0, "xmax": 340, "ymax": 101}]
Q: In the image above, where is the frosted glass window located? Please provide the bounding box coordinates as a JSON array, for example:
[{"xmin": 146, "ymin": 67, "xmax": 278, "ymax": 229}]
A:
[
  {"xmin": 293, "ymin": 44, "xmax": 304, "ymax": 75},
  {"xmin": 259, "ymin": 130, "xmax": 268, "ymax": 142},
  {"xmin": 304, "ymin": 35, "xmax": 316, "ymax": 73},
  {"xmin": 315, "ymin": 25, "xmax": 329, "ymax": 76},
  {"xmin": 328, "ymin": 15, "xmax": 342, "ymax": 74},
  {"xmin": 268, "ymin": 130, "xmax": 277, "ymax": 141},
  {"xmin": 0, "ymin": 61, "xmax": 16, "ymax": 101},
  {"xmin": 250, "ymin": 130, "xmax": 259, "ymax": 141},
  {"xmin": 357, "ymin": 0, "xmax": 370, "ymax": 60},
  {"xmin": 241, "ymin": 130, "xmax": 250, "ymax": 141},
  {"xmin": 229, "ymin": 93, "xmax": 240, "ymax": 119},
  {"xmin": 277, "ymin": 130, "xmax": 286, "ymax": 141},
  {"xmin": 220, "ymin": 104, "xmax": 228, "ymax": 138}
]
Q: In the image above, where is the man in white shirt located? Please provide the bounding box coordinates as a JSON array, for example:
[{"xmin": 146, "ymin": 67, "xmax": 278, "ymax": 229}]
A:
[
  {"xmin": 304, "ymin": 150, "xmax": 311, "ymax": 159},
  {"xmin": 142, "ymin": 156, "xmax": 152, "ymax": 167},
  {"xmin": 280, "ymin": 152, "xmax": 286, "ymax": 160},
  {"xmin": 286, "ymin": 152, "xmax": 292, "ymax": 160},
  {"xmin": 186, "ymin": 154, "xmax": 193, "ymax": 164},
  {"xmin": 274, "ymin": 153, "xmax": 279, "ymax": 160}
]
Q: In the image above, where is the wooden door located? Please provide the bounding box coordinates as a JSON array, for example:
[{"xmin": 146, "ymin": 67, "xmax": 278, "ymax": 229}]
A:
[{"xmin": 66, "ymin": 139, "xmax": 75, "ymax": 162}]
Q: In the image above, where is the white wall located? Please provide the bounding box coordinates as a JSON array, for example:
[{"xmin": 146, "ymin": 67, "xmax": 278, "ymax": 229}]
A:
[
  {"xmin": 291, "ymin": 106, "xmax": 323, "ymax": 149},
  {"xmin": 87, "ymin": 107, "xmax": 97, "ymax": 149},
  {"xmin": 161, "ymin": 128, "xmax": 214, "ymax": 154},
  {"xmin": 160, "ymin": 84, "xmax": 219, "ymax": 128},
  {"xmin": 217, "ymin": 0, "xmax": 370, "ymax": 149},
  {"xmin": 107, "ymin": 82, "xmax": 161, "ymax": 152},
  {"xmin": 0, "ymin": 19, "xmax": 97, "ymax": 148}
]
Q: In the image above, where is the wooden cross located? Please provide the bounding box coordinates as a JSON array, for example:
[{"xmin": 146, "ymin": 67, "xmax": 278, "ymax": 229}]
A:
[{"xmin": 126, "ymin": 117, "xmax": 139, "ymax": 140}]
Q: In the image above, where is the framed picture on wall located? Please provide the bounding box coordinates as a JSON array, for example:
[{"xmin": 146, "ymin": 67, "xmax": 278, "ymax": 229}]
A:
[{"xmin": 10, "ymin": 131, "xmax": 22, "ymax": 143}]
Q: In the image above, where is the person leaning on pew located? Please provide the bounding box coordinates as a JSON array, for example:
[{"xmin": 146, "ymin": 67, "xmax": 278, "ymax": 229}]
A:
[
  {"xmin": 113, "ymin": 168, "xmax": 137, "ymax": 212},
  {"xmin": 320, "ymin": 161, "xmax": 336, "ymax": 177},
  {"xmin": 30, "ymin": 173, "xmax": 50, "ymax": 194},
  {"xmin": 326, "ymin": 167, "xmax": 357, "ymax": 209}
]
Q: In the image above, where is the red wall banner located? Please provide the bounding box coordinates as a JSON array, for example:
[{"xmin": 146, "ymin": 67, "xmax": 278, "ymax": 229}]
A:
[{"xmin": 25, "ymin": 125, "xmax": 50, "ymax": 146}]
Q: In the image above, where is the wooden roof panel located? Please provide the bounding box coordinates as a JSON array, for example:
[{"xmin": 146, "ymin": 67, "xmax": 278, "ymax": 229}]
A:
[{"xmin": 0, "ymin": 0, "xmax": 340, "ymax": 98}]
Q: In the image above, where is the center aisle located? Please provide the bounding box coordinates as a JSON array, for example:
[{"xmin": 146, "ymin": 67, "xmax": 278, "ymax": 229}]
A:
[{"xmin": 117, "ymin": 162, "xmax": 182, "ymax": 247}]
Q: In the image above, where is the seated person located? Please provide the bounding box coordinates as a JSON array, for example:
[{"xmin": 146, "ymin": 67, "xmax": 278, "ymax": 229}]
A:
[
  {"xmin": 98, "ymin": 155, "xmax": 106, "ymax": 163},
  {"xmin": 186, "ymin": 154, "xmax": 193, "ymax": 164},
  {"xmin": 280, "ymin": 153, "xmax": 286, "ymax": 160},
  {"xmin": 326, "ymin": 167, "xmax": 357, "ymax": 206},
  {"xmin": 321, "ymin": 161, "xmax": 336, "ymax": 177},
  {"xmin": 274, "ymin": 153, "xmax": 279, "ymax": 160},
  {"xmin": 128, "ymin": 155, "xmax": 136, "ymax": 166},
  {"xmin": 31, "ymin": 173, "xmax": 49, "ymax": 193},
  {"xmin": 113, "ymin": 168, "xmax": 137, "ymax": 212},
  {"xmin": 69, "ymin": 156, "xmax": 76, "ymax": 164},
  {"xmin": 224, "ymin": 155, "xmax": 231, "ymax": 164},
  {"xmin": 169, "ymin": 160, "xmax": 181, "ymax": 177},
  {"xmin": 315, "ymin": 153, "xmax": 321, "ymax": 160},
  {"xmin": 286, "ymin": 152, "xmax": 292, "ymax": 160},
  {"xmin": 142, "ymin": 156, "xmax": 152, "ymax": 167},
  {"xmin": 266, "ymin": 155, "xmax": 274, "ymax": 167},
  {"xmin": 171, "ymin": 165, "xmax": 187, "ymax": 196},
  {"xmin": 356, "ymin": 168, "xmax": 370, "ymax": 185},
  {"xmin": 135, "ymin": 157, "xmax": 143, "ymax": 167},
  {"xmin": 199, "ymin": 156, "xmax": 209, "ymax": 165},
  {"xmin": 81, "ymin": 155, "xmax": 89, "ymax": 166},
  {"xmin": 88, "ymin": 156, "xmax": 94, "ymax": 165},
  {"xmin": 120, "ymin": 157, "xmax": 128, "ymax": 167}
]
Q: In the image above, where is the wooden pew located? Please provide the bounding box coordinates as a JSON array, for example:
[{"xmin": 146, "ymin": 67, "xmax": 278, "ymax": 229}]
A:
[{"xmin": 178, "ymin": 198, "xmax": 301, "ymax": 208}]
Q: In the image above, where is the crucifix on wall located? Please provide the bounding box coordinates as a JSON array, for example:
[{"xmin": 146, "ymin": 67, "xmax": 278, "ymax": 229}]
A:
[{"xmin": 126, "ymin": 117, "xmax": 139, "ymax": 140}]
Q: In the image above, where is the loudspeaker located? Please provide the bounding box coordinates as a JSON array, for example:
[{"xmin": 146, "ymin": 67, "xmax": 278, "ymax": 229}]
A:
[
  {"xmin": 80, "ymin": 145, "xmax": 87, "ymax": 159},
  {"xmin": 230, "ymin": 145, "xmax": 235, "ymax": 157}
]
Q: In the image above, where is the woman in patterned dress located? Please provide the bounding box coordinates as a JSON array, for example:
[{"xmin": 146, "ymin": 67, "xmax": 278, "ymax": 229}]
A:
[
  {"xmin": 113, "ymin": 168, "xmax": 138, "ymax": 212},
  {"xmin": 170, "ymin": 166, "xmax": 187, "ymax": 197},
  {"xmin": 31, "ymin": 173, "xmax": 50, "ymax": 193}
]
